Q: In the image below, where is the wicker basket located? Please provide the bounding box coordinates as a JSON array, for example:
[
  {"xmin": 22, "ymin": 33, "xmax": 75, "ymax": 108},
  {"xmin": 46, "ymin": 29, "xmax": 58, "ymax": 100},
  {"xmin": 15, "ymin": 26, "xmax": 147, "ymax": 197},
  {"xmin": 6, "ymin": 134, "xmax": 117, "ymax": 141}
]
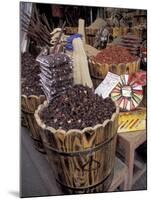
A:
[
  {"xmin": 89, "ymin": 57, "xmax": 140, "ymax": 80},
  {"xmin": 131, "ymin": 26, "xmax": 146, "ymax": 39},
  {"xmin": 21, "ymin": 94, "xmax": 45, "ymax": 153},
  {"xmin": 65, "ymin": 27, "xmax": 98, "ymax": 46},
  {"xmin": 112, "ymin": 27, "xmax": 129, "ymax": 38},
  {"xmin": 35, "ymin": 100, "xmax": 119, "ymax": 194}
]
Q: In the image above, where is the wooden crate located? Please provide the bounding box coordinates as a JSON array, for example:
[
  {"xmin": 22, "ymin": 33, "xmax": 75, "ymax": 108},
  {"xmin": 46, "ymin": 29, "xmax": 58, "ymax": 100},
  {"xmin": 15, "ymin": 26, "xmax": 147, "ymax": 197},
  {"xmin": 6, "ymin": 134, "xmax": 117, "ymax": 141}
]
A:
[
  {"xmin": 35, "ymin": 100, "xmax": 119, "ymax": 194},
  {"xmin": 118, "ymin": 107, "xmax": 146, "ymax": 133},
  {"xmin": 21, "ymin": 94, "xmax": 46, "ymax": 153}
]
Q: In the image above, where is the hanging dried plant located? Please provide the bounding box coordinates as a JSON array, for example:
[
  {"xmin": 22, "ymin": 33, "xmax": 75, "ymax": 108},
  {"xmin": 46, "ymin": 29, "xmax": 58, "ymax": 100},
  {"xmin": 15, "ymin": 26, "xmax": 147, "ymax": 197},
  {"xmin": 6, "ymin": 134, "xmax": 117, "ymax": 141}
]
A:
[{"xmin": 21, "ymin": 6, "xmax": 53, "ymax": 47}]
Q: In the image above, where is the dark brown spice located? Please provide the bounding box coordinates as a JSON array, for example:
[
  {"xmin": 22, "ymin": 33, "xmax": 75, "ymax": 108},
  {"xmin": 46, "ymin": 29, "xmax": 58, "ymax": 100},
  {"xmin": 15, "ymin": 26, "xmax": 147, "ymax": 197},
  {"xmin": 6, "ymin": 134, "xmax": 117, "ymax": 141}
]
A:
[
  {"xmin": 21, "ymin": 52, "xmax": 44, "ymax": 96},
  {"xmin": 40, "ymin": 85, "xmax": 116, "ymax": 131}
]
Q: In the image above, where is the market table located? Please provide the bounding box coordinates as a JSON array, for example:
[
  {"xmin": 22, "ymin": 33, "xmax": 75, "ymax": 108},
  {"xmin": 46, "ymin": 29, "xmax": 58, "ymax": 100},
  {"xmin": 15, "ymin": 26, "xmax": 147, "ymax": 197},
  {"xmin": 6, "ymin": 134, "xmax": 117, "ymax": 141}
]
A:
[{"xmin": 117, "ymin": 130, "xmax": 147, "ymax": 190}]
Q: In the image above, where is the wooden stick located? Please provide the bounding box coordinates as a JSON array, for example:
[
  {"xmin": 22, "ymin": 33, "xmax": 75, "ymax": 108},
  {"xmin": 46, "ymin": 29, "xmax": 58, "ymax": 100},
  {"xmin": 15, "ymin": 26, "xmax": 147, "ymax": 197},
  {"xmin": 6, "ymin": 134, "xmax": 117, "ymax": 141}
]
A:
[
  {"xmin": 41, "ymin": 14, "xmax": 52, "ymax": 32},
  {"xmin": 52, "ymin": 21, "xmax": 66, "ymax": 54},
  {"xmin": 78, "ymin": 19, "xmax": 86, "ymax": 44}
]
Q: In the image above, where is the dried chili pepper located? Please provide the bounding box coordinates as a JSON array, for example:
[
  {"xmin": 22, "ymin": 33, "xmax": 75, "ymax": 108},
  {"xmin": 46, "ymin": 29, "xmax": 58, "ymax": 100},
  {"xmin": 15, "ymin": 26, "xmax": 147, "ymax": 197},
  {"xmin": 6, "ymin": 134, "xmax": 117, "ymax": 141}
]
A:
[{"xmin": 95, "ymin": 45, "xmax": 139, "ymax": 64}]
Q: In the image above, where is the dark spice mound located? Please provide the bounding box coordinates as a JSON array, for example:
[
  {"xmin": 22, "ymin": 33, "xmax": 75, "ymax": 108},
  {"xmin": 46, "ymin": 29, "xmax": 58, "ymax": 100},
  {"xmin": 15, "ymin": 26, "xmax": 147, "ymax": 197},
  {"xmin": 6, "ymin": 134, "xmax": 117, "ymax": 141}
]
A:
[
  {"xmin": 40, "ymin": 85, "xmax": 116, "ymax": 131},
  {"xmin": 21, "ymin": 52, "xmax": 44, "ymax": 96}
]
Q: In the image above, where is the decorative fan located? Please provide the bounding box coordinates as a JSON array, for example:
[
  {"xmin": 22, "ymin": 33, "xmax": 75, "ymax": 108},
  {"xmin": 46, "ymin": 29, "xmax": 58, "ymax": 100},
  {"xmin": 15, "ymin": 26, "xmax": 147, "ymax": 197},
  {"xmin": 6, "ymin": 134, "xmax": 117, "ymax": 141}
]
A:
[{"xmin": 111, "ymin": 74, "xmax": 143, "ymax": 111}]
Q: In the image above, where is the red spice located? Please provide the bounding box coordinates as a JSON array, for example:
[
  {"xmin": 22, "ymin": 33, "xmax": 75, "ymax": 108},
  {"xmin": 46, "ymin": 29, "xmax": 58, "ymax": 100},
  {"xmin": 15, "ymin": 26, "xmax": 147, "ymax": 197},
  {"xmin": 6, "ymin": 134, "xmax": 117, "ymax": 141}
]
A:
[{"xmin": 94, "ymin": 45, "xmax": 139, "ymax": 64}]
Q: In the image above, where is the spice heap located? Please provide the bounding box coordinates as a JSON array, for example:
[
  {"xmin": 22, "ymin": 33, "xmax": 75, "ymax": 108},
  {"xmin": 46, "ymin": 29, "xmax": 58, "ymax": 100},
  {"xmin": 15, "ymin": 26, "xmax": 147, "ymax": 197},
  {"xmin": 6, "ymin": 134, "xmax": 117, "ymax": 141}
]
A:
[
  {"xmin": 40, "ymin": 85, "xmax": 116, "ymax": 131},
  {"xmin": 37, "ymin": 52, "xmax": 73, "ymax": 102},
  {"xmin": 94, "ymin": 45, "xmax": 138, "ymax": 64},
  {"xmin": 21, "ymin": 52, "xmax": 43, "ymax": 96}
]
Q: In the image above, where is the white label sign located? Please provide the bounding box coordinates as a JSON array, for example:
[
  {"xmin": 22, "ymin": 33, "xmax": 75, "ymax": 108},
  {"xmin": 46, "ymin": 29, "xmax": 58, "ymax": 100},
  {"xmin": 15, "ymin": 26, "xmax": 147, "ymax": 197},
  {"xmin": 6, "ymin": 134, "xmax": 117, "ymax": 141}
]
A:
[
  {"xmin": 95, "ymin": 72, "xmax": 120, "ymax": 99},
  {"xmin": 122, "ymin": 86, "xmax": 132, "ymax": 97}
]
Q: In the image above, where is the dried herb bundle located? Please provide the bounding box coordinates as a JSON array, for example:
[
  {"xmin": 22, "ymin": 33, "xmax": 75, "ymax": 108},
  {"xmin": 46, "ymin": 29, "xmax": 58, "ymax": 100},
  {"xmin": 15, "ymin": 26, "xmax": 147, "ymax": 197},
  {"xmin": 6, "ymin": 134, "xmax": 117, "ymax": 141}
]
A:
[{"xmin": 21, "ymin": 6, "xmax": 53, "ymax": 46}]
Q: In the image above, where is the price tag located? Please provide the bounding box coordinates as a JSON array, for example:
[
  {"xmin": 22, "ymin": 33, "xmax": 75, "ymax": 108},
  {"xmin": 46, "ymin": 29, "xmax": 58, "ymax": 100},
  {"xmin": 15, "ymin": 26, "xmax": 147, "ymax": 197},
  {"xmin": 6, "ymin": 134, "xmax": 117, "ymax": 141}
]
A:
[
  {"xmin": 95, "ymin": 72, "xmax": 120, "ymax": 99},
  {"xmin": 122, "ymin": 86, "xmax": 132, "ymax": 97}
]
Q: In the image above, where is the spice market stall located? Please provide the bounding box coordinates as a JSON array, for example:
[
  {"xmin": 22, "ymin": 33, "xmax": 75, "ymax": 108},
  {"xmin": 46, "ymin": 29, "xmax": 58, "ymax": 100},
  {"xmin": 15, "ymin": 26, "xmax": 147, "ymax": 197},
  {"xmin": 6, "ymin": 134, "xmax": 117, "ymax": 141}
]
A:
[{"xmin": 20, "ymin": 2, "xmax": 147, "ymax": 198}]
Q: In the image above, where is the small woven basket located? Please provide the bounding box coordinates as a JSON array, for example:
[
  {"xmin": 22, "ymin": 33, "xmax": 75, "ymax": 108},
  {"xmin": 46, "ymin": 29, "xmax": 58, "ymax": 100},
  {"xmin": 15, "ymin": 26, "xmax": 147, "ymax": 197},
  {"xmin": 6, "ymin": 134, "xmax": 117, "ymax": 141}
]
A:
[
  {"xmin": 112, "ymin": 27, "xmax": 129, "ymax": 38},
  {"xmin": 21, "ymin": 94, "xmax": 46, "ymax": 153},
  {"xmin": 65, "ymin": 27, "xmax": 99, "ymax": 46}
]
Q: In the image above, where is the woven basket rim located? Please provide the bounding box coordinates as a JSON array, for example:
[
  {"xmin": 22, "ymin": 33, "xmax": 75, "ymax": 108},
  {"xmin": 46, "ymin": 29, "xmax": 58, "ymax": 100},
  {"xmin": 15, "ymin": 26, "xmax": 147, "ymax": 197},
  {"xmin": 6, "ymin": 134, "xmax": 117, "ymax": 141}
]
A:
[
  {"xmin": 21, "ymin": 94, "xmax": 46, "ymax": 113},
  {"xmin": 21, "ymin": 94, "xmax": 45, "ymax": 99},
  {"xmin": 89, "ymin": 56, "xmax": 141, "ymax": 66},
  {"xmin": 35, "ymin": 99, "xmax": 119, "ymax": 135}
]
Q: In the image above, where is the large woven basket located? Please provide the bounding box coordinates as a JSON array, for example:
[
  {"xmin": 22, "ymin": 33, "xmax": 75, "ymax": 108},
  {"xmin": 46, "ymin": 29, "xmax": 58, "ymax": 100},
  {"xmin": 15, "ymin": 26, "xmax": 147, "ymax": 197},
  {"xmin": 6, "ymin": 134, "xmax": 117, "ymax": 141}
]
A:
[
  {"xmin": 21, "ymin": 94, "xmax": 45, "ymax": 153},
  {"xmin": 35, "ymin": 100, "xmax": 119, "ymax": 194}
]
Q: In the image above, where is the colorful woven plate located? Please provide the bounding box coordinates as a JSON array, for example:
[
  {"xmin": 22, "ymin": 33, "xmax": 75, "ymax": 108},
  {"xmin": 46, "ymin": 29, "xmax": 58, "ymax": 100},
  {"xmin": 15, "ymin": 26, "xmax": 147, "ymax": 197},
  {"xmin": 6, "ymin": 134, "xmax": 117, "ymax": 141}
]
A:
[{"xmin": 111, "ymin": 74, "xmax": 143, "ymax": 111}]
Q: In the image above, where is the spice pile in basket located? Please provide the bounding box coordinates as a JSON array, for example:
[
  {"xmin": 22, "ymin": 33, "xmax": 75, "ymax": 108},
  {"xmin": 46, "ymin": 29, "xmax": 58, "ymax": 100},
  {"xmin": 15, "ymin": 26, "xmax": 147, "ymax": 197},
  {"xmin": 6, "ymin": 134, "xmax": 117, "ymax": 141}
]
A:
[
  {"xmin": 94, "ymin": 45, "xmax": 138, "ymax": 64},
  {"xmin": 40, "ymin": 85, "xmax": 116, "ymax": 131},
  {"xmin": 21, "ymin": 52, "xmax": 44, "ymax": 96}
]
